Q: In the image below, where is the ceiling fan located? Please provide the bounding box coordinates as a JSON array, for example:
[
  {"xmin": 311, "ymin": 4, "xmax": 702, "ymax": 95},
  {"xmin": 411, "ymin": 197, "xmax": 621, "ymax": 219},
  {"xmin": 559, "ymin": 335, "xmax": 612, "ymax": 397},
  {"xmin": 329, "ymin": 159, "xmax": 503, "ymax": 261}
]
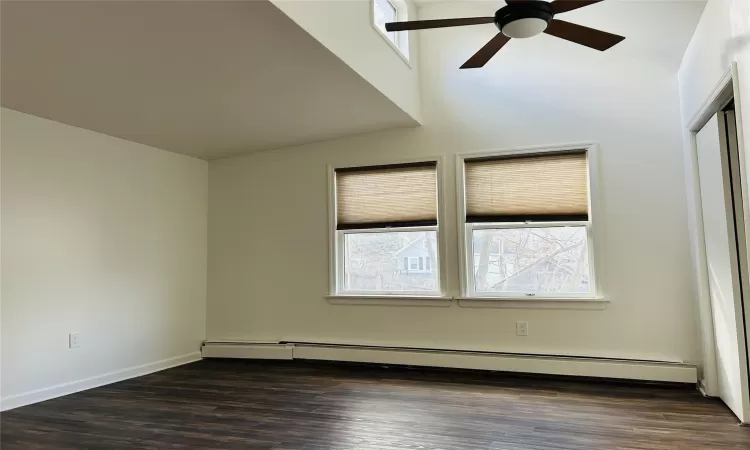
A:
[{"xmin": 385, "ymin": 0, "xmax": 625, "ymax": 69}]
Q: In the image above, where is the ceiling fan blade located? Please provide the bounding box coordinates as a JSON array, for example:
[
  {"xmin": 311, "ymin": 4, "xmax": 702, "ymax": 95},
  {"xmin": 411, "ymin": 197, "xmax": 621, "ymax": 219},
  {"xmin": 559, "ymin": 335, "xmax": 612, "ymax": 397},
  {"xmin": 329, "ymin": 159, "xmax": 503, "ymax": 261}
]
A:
[
  {"xmin": 385, "ymin": 17, "xmax": 495, "ymax": 32},
  {"xmin": 544, "ymin": 19, "xmax": 624, "ymax": 51},
  {"xmin": 550, "ymin": 1, "xmax": 605, "ymax": 14},
  {"xmin": 460, "ymin": 33, "xmax": 512, "ymax": 69}
]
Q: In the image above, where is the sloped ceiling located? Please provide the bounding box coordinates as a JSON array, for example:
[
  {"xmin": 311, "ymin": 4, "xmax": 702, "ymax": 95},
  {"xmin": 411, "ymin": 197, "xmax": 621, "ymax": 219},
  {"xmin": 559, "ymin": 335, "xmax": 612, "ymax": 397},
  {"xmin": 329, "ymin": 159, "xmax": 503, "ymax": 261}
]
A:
[
  {"xmin": 415, "ymin": 0, "xmax": 707, "ymax": 70},
  {"xmin": 0, "ymin": 0, "xmax": 417, "ymax": 160}
]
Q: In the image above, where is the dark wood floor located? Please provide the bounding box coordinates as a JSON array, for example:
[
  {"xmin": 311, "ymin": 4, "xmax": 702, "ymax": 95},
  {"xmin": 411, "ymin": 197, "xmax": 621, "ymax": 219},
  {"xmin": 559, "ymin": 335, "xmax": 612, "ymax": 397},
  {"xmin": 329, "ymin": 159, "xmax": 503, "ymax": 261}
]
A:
[{"xmin": 2, "ymin": 359, "xmax": 749, "ymax": 449}]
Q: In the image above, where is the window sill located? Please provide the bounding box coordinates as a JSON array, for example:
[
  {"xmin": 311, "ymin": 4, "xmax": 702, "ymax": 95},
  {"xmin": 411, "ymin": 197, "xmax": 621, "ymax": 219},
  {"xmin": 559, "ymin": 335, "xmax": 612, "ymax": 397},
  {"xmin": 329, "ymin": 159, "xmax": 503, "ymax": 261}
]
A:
[
  {"xmin": 457, "ymin": 297, "xmax": 609, "ymax": 310},
  {"xmin": 326, "ymin": 294, "xmax": 452, "ymax": 307}
]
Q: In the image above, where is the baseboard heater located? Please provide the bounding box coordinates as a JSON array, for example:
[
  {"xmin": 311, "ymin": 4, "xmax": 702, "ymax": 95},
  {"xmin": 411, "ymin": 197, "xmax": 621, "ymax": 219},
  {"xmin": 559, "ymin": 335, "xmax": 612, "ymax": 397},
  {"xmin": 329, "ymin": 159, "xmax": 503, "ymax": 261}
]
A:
[{"xmin": 200, "ymin": 341, "xmax": 698, "ymax": 384}]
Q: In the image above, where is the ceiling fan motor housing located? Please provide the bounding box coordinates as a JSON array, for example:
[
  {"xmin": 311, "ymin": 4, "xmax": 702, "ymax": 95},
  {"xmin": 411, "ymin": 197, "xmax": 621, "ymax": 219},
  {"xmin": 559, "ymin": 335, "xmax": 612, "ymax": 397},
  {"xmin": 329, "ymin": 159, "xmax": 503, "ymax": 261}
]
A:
[{"xmin": 495, "ymin": 1, "xmax": 554, "ymax": 39}]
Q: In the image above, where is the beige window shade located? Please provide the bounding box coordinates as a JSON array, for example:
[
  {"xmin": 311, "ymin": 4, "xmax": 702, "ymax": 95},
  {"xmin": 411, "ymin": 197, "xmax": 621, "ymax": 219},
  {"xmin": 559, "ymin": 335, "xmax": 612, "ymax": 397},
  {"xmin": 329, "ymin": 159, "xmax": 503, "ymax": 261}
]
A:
[
  {"xmin": 336, "ymin": 162, "xmax": 438, "ymax": 230},
  {"xmin": 464, "ymin": 151, "xmax": 589, "ymax": 222}
]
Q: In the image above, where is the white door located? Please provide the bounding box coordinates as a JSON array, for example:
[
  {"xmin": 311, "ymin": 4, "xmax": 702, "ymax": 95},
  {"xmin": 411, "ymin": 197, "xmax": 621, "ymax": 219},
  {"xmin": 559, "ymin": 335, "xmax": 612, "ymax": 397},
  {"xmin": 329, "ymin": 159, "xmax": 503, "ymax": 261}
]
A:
[
  {"xmin": 723, "ymin": 108, "xmax": 750, "ymax": 398},
  {"xmin": 696, "ymin": 108, "xmax": 749, "ymax": 422},
  {"xmin": 723, "ymin": 107, "xmax": 750, "ymax": 416}
]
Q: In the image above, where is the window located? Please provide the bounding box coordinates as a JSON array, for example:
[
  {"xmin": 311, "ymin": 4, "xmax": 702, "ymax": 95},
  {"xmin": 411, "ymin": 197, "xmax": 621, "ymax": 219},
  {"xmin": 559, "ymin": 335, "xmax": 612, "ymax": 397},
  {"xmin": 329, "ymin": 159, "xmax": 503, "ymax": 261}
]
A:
[
  {"xmin": 460, "ymin": 149, "xmax": 596, "ymax": 298},
  {"xmin": 372, "ymin": 0, "xmax": 410, "ymax": 61},
  {"xmin": 373, "ymin": 0, "xmax": 396, "ymax": 42},
  {"xmin": 334, "ymin": 162, "xmax": 440, "ymax": 295},
  {"xmin": 401, "ymin": 256, "xmax": 431, "ymax": 274}
]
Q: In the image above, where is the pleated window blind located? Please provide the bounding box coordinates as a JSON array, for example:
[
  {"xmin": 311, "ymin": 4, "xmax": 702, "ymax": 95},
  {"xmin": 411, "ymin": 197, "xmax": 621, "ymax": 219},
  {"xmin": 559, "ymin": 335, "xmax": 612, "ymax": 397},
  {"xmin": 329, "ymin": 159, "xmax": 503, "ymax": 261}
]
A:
[
  {"xmin": 464, "ymin": 151, "xmax": 589, "ymax": 223},
  {"xmin": 336, "ymin": 162, "xmax": 438, "ymax": 230}
]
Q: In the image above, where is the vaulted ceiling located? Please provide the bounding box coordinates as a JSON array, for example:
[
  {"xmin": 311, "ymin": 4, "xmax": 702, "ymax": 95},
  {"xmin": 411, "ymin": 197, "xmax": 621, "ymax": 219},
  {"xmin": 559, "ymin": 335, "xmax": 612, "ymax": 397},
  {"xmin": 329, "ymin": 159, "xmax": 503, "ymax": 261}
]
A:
[
  {"xmin": 1, "ymin": 1, "xmax": 708, "ymax": 160},
  {"xmin": 0, "ymin": 0, "xmax": 417, "ymax": 160}
]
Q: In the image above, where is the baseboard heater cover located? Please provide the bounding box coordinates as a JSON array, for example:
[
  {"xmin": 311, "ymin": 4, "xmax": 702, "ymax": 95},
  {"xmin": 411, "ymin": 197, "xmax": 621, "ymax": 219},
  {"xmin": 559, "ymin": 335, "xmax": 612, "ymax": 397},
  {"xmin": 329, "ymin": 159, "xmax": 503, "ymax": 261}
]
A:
[
  {"xmin": 200, "ymin": 342, "xmax": 294, "ymax": 360},
  {"xmin": 201, "ymin": 342, "xmax": 697, "ymax": 384}
]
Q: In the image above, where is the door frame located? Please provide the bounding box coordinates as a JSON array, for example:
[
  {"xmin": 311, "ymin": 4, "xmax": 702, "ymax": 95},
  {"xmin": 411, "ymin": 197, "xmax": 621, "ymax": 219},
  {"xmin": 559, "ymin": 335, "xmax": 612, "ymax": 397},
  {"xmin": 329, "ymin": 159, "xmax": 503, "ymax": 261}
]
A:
[{"xmin": 685, "ymin": 62, "xmax": 750, "ymax": 423}]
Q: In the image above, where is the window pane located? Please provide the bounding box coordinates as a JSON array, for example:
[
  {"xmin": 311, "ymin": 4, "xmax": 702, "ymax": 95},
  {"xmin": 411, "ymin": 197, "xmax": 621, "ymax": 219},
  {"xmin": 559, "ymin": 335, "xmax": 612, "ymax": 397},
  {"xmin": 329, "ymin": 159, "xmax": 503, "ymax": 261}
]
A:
[
  {"xmin": 471, "ymin": 226, "xmax": 590, "ymax": 295},
  {"xmin": 373, "ymin": 0, "xmax": 398, "ymax": 44},
  {"xmin": 344, "ymin": 230, "xmax": 438, "ymax": 293}
]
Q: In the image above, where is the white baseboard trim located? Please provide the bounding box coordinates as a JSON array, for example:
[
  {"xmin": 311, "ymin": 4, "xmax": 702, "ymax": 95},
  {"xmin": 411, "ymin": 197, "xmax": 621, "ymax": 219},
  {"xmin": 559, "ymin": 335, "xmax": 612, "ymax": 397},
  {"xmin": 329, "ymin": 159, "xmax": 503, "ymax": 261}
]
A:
[
  {"xmin": 201, "ymin": 342, "xmax": 698, "ymax": 384},
  {"xmin": 1, "ymin": 351, "xmax": 202, "ymax": 412}
]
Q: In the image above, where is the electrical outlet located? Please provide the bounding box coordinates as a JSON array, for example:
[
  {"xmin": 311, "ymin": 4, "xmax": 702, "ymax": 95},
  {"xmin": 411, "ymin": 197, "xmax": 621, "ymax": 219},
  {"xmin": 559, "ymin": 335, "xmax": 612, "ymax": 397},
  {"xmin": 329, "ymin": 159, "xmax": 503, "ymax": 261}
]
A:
[
  {"xmin": 516, "ymin": 321, "xmax": 528, "ymax": 336},
  {"xmin": 69, "ymin": 332, "xmax": 80, "ymax": 348}
]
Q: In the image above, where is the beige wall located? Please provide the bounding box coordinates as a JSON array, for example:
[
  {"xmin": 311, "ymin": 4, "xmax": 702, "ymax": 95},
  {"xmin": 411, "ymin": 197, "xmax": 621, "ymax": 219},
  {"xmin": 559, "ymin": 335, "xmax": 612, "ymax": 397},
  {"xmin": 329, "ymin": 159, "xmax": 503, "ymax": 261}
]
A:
[
  {"xmin": 206, "ymin": 2, "xmax": 701, "ymax": 364},
  {"xmin": 1, "ymin": 108, "xmax": 208, "ymax": 408}
]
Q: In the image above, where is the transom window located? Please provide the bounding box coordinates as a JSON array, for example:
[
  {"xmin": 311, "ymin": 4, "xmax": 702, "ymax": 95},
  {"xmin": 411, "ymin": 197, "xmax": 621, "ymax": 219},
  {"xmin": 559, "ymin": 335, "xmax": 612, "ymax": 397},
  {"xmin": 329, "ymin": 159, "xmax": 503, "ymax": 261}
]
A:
[
  {"xmin": 333, "ymin": 161, "xmax": 440, "ymax": 295},
  {"xmin": 372, "ymin": 0, "xmax": 410, "ymax": 61},
  {"xmin": 460, "ymin": 149, "xmax": 597, "ymax": 298}
]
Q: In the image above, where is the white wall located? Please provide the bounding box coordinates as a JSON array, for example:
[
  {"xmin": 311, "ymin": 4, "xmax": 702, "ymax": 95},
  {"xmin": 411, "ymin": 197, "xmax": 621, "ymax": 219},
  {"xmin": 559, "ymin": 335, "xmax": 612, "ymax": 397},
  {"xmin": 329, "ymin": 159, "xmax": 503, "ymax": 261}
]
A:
[
  {"xmin": 677, "ymin": 0, "xmax": 750, "ymax": 423},
  {"xmin": 271, "ymin": 0, "xmax": 422, "ymax": 122},
  {"xmin": 1, "ymin": 108, "xmax": 208, "ymax": 409},
  {"xmin": 678, "ymin": 0, "xmax": 750, "ymax": 122},
  {"xmin": 206, "ymin": 2, "xmax": 701, "ymax": 366}
]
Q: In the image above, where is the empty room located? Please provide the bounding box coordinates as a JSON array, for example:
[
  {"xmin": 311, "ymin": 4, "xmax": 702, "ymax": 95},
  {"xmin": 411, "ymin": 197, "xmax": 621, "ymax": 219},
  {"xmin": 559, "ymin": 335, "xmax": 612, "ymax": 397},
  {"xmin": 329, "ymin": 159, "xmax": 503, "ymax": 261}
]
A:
[{"xmin": 2, "ymin": 0, "xmax": 750, "ymax": 448}]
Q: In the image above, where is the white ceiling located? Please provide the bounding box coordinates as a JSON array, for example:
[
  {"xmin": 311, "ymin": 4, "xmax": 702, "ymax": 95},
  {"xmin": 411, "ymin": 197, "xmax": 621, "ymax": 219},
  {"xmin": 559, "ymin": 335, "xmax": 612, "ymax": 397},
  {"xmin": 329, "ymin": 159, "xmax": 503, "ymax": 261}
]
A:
[
  {"xmin": 1, "ymin": 0, "xmax": 707, "ymax": 160},
  {"xmin": 416, "ymin": 0, "xmax": 707, "ymax": 70},
  {"xmin": 1, "ymin": 0, "xmax": 417, "ymax": 160}
]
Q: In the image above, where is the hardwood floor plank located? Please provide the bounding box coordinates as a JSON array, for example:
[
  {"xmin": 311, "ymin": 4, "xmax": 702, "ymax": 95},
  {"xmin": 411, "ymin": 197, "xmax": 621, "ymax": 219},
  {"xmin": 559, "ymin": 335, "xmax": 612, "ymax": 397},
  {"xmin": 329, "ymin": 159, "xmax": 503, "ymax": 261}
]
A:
[{"xmin": 2, "ymin": 359, "xmax": 748, "ymax": 449}]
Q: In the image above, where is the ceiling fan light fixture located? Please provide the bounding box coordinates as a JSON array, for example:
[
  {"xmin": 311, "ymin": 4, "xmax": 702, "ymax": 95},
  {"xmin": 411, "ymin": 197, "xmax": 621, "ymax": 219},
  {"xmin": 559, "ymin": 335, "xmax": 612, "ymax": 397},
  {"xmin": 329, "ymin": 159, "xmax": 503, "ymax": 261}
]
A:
[
  {"xmin": 495, "ymin": 1, "xmax": 553, "ymax": 39},
  {"xmin": 501, "ymin": 17, "xmax": 548, "ymax": 39},
  {"xmin": 383, "ymin": 0, "xmax": 625, "ymax": 69}
]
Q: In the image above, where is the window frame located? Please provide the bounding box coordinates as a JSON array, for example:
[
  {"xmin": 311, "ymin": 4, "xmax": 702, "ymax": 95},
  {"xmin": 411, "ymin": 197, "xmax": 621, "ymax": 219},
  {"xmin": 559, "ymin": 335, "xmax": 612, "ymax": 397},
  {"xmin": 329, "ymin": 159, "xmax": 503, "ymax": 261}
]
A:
[
  {"xmin": 456, "ymin": 143, "xmax": 601, "ymax": 300},
  {"xmin": 371, "ymin": 0, "xmax": 411, "ymax": 65},
  {"xmin": 328, "ymin": 157, "xmax": 446, "ymax": 298}
]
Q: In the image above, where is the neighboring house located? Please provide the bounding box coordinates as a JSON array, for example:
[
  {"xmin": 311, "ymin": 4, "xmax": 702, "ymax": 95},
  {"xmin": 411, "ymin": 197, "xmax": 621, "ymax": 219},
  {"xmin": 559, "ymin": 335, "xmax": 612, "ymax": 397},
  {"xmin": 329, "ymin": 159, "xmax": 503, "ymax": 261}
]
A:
[
  {"xmin": 345, "ymin": 233, "xmax": 439, "ymax": 292},
  {"xmin": 393, "ymin": 235, "xmax": 438, "ymax": 274}
]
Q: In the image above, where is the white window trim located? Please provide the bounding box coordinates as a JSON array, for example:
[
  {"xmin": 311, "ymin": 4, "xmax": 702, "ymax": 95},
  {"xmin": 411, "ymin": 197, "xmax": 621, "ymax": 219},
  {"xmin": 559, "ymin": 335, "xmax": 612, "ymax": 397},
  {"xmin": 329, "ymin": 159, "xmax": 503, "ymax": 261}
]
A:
[
  {"xmin": 370, "ymin": 0, "xmax": 412, "ymax": 67},
  {"xmin": 455, "ymin": 142, "xmax": 603, "ymax": 301},
  {"xmin": 328, "ymin": 156, "xmax": 447, "ymax": 299}
]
